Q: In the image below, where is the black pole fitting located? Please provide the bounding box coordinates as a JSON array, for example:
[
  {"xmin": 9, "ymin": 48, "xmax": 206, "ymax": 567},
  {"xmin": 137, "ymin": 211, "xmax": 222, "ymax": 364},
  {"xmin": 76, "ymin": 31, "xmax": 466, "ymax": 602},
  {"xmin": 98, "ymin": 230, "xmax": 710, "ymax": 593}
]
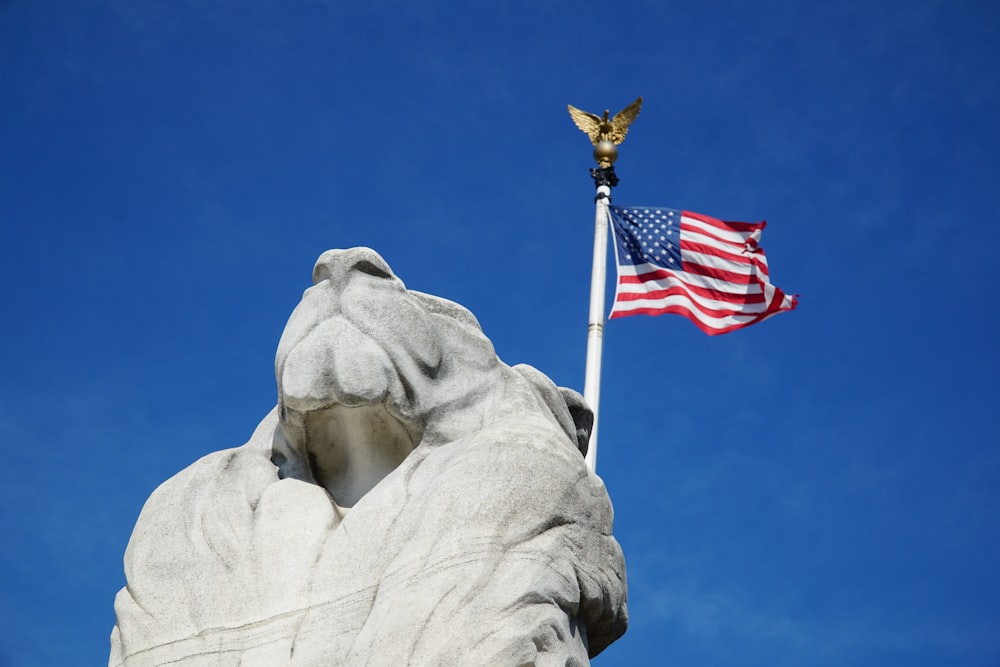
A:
[{"xmin": 589, "ymin": 165, "xmax": 619, "ymax": 198}]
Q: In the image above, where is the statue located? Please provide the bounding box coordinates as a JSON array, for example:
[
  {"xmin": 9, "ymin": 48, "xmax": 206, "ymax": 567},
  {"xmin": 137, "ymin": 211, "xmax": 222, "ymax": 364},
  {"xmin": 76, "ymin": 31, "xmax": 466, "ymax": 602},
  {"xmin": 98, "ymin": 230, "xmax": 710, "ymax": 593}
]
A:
[
  {"xmin": 110, "ymin": 248, "xmax": 628, "ymax": 666},
  {"xmin": 567, "ymin": 96, "xmax": 643, "ymax": 168}
]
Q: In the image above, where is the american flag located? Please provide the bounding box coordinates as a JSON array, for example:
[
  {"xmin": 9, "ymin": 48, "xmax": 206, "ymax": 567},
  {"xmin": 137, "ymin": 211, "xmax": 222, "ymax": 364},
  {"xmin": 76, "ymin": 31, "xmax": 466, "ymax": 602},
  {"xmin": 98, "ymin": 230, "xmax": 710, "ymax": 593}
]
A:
[{"xmin": 608, "ymin": 205, "xmax": 798, "ymax": 335}]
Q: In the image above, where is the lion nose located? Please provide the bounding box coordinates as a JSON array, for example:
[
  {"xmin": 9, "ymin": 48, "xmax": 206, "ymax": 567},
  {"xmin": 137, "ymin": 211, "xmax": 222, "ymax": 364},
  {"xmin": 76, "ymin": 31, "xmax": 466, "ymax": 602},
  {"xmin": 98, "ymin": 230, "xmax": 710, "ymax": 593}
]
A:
[{"xmin": 312, "ymin": 247, "xmax": 396, "ymax": 286}]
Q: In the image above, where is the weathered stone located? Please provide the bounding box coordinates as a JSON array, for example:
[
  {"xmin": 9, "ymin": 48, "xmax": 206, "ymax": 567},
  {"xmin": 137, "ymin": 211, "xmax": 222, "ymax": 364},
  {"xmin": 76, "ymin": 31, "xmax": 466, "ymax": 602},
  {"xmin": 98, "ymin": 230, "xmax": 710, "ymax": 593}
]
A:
[{"xmin": 110, "ymin": 248, "xmax": 627, "ymax": 666}]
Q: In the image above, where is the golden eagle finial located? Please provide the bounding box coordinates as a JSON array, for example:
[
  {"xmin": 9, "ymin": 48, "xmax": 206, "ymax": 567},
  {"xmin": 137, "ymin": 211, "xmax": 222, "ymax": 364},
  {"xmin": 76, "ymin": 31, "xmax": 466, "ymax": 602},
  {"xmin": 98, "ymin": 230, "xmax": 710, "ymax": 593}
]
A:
[
  {"xmin": 567, "ymin": 96, "xmax": 643, "ymax": 145},
  {"xmin": 567, "ymin": 96, "xmax": 642, "ymax": 167}
]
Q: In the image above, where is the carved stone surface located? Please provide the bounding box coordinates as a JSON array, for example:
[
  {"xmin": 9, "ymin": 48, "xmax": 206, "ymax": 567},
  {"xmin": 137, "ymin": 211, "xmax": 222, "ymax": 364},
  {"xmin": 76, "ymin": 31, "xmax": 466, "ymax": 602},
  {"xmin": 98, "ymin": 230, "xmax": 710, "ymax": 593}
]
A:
[{"xmin": 110, "ymin": 248, "xmax": 628, "ymax": 666}]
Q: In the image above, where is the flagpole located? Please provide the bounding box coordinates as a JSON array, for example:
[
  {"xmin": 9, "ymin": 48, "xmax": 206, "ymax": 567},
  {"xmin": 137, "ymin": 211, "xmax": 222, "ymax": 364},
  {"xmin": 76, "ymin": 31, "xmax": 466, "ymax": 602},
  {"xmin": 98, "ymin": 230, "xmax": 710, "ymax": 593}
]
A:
[
  {"xmin": 567, "ymin": 97, "xmax": 641, "ymax": 473},
  {"xmin": 583, "ymin": 161, "xmax": 619, "ymax": 473}
]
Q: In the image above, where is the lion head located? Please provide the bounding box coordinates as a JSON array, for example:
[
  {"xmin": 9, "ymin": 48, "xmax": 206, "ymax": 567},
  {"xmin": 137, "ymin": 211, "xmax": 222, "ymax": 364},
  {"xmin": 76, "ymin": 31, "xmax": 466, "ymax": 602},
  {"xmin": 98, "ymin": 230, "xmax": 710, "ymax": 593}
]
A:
[{"xmin": 270, "ymin": 247, "xmax": 592, "ymax": 507}]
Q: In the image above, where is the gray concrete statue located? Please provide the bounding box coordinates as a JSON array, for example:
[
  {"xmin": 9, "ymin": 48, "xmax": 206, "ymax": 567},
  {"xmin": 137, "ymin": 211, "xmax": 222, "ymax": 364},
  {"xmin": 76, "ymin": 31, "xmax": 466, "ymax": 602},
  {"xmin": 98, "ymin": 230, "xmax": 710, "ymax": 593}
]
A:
[{"xmin": 110, "ymin": 247, "xmax": 628, "ymax": 666}]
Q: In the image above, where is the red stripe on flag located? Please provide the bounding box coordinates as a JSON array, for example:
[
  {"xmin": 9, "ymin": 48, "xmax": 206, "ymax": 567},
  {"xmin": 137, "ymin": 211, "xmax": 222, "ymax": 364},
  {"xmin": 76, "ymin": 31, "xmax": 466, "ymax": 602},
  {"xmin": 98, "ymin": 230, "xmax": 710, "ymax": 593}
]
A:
[
  {"xmin": 609, "ymin": 303, "xmax": 764, "ymax": 335},
  {"xmin": 680, "ymin": 261, "xmax": 756, "ymax": 285},
  {"xmin": 680, "ymin": 239, "xmax": 753, "ymax": 265},
  {"xmin": 682, "ymin": 210, "xmax": 764, "ymax": 235},
  {"xmin": 619, "ymin": 267, "xmax": 756, "ymax": 286},
  {"xmin": 680, "ymin": 220, "xmax": 755, "ymax": 250},
  {"xmin": 616, "ymin": 280, "xmax": 767, "ymax": 307}
]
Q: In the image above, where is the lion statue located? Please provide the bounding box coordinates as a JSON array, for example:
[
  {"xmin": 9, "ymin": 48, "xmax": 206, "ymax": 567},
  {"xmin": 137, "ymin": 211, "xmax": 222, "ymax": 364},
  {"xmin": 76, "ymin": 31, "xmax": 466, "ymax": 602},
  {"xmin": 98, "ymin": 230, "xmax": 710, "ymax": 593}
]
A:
[{"xmin": 110, "ymin": 247, "xmax": 628, "ymax": 666}]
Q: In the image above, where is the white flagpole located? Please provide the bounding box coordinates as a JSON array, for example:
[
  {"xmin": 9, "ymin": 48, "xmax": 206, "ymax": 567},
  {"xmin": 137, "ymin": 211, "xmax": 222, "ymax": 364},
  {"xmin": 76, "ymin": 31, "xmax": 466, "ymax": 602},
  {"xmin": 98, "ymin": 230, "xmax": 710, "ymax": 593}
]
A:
[
  {"xmin": 583, "ymin": 184, "xmax": 611, "ymax": 472},
  {"xmin": 568, "ymin": 96, "xmax": 640, "ymax": 473}
]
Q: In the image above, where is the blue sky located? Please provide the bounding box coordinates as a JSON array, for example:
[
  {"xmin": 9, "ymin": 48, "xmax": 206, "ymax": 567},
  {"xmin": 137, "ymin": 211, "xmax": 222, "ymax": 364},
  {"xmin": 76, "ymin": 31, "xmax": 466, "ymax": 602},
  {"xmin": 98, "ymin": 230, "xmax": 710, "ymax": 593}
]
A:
[{"xmin": 2, "ymin": 1, "xmax": 998, "ymax": 665}]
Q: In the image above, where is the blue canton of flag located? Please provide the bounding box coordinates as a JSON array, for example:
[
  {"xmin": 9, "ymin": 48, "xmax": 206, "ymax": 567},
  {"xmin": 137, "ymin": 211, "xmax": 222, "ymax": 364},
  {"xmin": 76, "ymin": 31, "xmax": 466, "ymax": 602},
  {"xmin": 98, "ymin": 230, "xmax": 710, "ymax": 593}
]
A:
[{"xmin": 612, "ymin": 206, "xmax": 684, "ymax": 270}]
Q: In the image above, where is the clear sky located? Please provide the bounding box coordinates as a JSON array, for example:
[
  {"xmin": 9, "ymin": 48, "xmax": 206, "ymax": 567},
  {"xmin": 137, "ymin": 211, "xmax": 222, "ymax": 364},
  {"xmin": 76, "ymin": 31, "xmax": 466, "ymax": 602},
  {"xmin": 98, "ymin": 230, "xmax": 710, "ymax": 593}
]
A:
[{"xmin": 2, "ymin": 1, "xmax": 998, "ymax": 665}]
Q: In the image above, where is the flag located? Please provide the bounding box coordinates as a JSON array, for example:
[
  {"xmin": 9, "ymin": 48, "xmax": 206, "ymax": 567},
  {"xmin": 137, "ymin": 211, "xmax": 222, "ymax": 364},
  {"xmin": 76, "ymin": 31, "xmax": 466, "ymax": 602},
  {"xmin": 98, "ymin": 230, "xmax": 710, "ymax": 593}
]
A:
[{"xmin": 607, "ymin": 205, "xmax": 798, "ymax": 335}]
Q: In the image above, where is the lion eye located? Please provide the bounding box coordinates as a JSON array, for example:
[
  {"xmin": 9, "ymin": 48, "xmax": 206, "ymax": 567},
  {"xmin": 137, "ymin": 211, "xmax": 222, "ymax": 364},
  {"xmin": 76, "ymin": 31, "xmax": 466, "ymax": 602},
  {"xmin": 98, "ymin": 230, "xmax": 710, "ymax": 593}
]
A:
[{"xmin": 354, "ymin": 260, "xmax": 392, "ymax": 280}]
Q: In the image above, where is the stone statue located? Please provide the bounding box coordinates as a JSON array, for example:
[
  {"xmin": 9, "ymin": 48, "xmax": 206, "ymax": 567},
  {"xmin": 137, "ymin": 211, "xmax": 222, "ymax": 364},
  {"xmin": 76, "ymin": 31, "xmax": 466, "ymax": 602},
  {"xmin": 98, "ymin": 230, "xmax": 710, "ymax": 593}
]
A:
[{"xmin": 110, "ymin": 248, "xmax": 628, "ymax": 666}]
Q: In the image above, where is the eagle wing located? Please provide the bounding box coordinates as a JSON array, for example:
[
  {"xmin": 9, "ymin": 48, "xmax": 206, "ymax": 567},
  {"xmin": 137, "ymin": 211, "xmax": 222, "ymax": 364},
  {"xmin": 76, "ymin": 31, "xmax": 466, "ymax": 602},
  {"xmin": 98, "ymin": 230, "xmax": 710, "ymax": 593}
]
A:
[
  {"xmin": 609, "ymin": 96, "xmax": 643, "ymax": 144},
  {"xmin": 567, "ymin": 104, "xmax": 604, "ymax": 144}
]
